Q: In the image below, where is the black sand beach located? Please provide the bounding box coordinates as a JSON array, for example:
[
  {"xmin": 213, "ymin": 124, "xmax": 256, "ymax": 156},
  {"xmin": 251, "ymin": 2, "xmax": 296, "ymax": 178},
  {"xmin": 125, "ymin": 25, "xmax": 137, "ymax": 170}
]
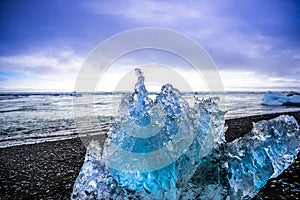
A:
[{"xmin": 1, "ymin": 111, "xmax": 300, "ymax": 199}]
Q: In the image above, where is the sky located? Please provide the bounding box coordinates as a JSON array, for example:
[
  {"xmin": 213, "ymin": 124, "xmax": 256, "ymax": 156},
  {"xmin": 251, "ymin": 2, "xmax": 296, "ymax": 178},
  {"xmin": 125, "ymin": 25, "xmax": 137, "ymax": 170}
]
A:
[{"xmin": 0, "ymin": 0, "xmax": 299, "ymax": 92}]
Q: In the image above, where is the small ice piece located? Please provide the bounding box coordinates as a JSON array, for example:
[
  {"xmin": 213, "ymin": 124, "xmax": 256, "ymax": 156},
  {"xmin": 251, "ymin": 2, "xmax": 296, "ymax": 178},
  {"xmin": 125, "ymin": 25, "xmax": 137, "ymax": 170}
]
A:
[
  {"xmin": 226, "ymin": 115, "xmax": 300, "ymax": 199},
  {"xmin": 262, "ymin": 91, "xmax": 300, "ymax": 106},
  {"xmin": 180, "ymin": 115, "xmax": 300, "ymax": 200}
]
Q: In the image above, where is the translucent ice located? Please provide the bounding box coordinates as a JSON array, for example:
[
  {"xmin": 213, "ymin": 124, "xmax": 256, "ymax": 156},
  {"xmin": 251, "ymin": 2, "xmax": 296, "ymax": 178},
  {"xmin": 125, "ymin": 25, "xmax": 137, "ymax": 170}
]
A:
[
  {"xmin": 226, "ymin": 115, "xmax": 300, "ymax": 199},
  {"xmin": 262, "ymin": 91, "xmax": 300, "ymax": 106},
  {"xmin": 72, "ymin": 69, "xmax": 300, "ymax": 200}
]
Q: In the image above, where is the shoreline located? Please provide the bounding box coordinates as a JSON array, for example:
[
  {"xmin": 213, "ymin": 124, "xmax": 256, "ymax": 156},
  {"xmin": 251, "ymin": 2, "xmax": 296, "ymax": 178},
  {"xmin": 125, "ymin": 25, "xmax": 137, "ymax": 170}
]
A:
[{"xmin": 0, "ymin": 111, "xmax": 299, "ymax": 199}]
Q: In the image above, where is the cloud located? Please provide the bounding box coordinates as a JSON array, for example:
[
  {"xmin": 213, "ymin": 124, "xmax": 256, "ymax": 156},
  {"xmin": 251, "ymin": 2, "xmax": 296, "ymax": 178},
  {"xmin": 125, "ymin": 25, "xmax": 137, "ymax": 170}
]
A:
[
  {"xmin": 220, "ymin": 69, "xmax": 300, "ymax": 90},
  {"xmin": 0, "ymin": 49, "xmax": 84, "ymax": 91},
  {"xmin": 0, "ymin": 50, "xmax": 84, "ymax": 74},
  {"xmin": 85, "ymin": 0, "xmax": 299, "ymax": 70},
  {"xmin": 0, "ymin": 77, "xmax": 77, "ymax": 92},
  {"xmin": 1, "ymin": 0, "xmax": 299, "ymax": 91},
  {"xmin": 86, "ymin": 0, "xmax": 202, "ymax": 25}
]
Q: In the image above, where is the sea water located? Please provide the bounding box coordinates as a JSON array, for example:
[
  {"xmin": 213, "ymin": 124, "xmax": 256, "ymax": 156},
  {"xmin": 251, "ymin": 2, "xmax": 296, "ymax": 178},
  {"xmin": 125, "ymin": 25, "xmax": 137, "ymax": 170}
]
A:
[{"xmin": 0, "ymin": 91, "xmax": 300, "ymax": 148}]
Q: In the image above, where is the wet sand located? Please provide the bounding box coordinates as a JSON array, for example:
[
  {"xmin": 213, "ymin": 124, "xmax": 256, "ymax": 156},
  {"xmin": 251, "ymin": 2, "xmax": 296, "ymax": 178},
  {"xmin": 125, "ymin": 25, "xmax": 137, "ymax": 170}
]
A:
[{"xmin": 0, "ymin": 111, "xmax": 299, "ymax": 199}]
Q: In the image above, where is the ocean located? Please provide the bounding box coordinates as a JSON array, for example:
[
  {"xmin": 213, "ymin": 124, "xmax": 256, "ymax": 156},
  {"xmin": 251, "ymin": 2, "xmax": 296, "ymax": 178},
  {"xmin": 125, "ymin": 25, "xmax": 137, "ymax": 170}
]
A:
[{"xmin": 1, "ymin": 91, "xmax": 300, "ymax": 148}]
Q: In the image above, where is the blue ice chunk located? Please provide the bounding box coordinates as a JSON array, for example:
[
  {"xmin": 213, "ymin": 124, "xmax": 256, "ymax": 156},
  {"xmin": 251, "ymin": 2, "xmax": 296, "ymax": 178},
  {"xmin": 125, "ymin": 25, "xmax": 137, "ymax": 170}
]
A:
[
  {"xmin": 178, "ymin": 116, "xmax": 300, "ymax": 199},
  {"xmin": 226, "ymin": 115, "xmax": 300, "ymax": 199},
  {"xmin": 72, "ymin": 69, "xmax": 300, "ymax": 200}
]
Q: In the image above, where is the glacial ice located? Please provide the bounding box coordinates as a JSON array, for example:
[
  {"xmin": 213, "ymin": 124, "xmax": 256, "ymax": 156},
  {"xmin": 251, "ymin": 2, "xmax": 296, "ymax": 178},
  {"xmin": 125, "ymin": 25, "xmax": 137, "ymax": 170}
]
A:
[
  {"xmin": 72, "ymin": 69, "xmax": 300, "ymax": 200},
  {"xmin": 262, "ymin": 91, "xmax": 300, "ymax": 106},
  {"xmin": 226, "ymin": 115, "xmax": 300, "ymax": 199}
]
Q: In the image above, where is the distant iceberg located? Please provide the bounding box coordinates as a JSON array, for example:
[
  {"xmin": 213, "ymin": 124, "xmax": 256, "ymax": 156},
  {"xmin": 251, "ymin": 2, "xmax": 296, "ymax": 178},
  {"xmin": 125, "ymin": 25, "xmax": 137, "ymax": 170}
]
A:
[
  {"xmin": 70, "ymin": 91, "xmax": 82, "ymax": 97},
  {"xmin": 72, "ymin": 69, "xmax": 300, "ymax": 199},
  {"xmin": 262, "ymin": 91, "xmax": 300, "ymax": 106}
]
